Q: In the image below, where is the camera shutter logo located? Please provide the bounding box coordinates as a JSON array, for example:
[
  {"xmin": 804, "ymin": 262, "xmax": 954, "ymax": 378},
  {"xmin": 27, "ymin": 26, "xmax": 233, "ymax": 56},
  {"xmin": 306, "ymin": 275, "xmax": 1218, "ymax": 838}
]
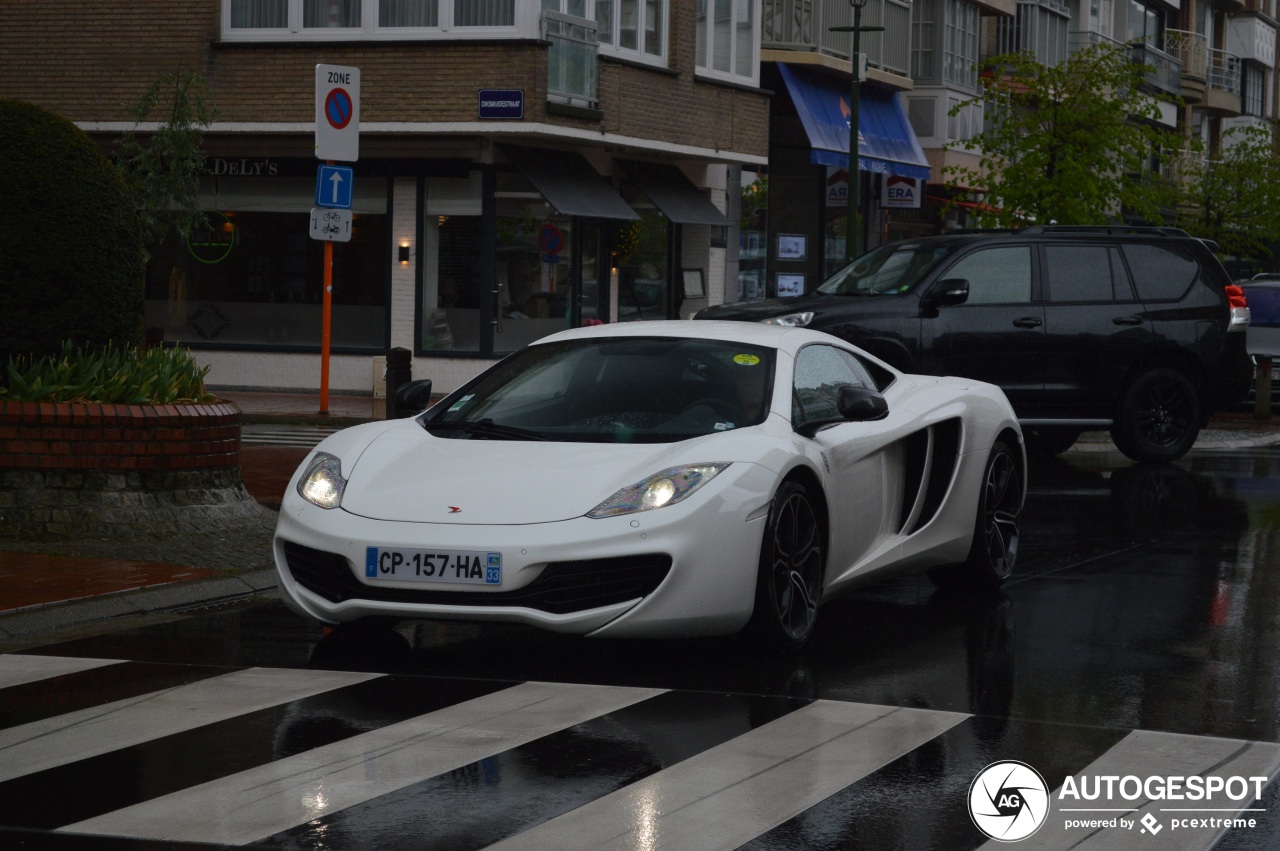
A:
[{"xmin": 969, "ymin": 760, "xmax": 1051, "ymax": 842}]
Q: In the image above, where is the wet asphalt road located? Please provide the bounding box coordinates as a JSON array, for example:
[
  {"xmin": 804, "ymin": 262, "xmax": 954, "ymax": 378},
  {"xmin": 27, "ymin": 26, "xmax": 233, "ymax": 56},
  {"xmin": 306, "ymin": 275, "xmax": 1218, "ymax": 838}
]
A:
[{"xmin": 3, "ymin": 445, "xmax": 1279, "ymax": 849}]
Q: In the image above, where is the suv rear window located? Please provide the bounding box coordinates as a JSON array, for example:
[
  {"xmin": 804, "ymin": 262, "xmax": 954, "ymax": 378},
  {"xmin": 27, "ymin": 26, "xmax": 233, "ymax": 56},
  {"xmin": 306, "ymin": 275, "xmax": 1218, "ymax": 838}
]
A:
[{"xmin": 1122, "ymin": 244, "xmax": 1198, "ymax": 302}]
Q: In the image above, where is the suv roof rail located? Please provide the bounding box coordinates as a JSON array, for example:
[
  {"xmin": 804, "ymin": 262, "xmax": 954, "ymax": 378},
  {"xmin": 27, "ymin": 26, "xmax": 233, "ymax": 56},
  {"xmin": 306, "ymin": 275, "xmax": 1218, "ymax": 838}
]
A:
[{"xmin": 1019, "ymin": 225, "xmax": 1192, "ymax": 237}]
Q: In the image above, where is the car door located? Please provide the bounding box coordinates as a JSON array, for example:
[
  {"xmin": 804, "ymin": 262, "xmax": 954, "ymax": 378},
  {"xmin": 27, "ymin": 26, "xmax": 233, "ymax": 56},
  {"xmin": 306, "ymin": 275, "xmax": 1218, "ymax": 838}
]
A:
[
  {"xmin": 1037, "ymin": 242, "xmax": 1151, "ymax": 419},
  {"xmin": 791, "ymin": 344, "xmax": 896, "ymax": 588},
  {"xmin": 918, "ymin": 243, "xmax": 1046, "ymax": 411}
]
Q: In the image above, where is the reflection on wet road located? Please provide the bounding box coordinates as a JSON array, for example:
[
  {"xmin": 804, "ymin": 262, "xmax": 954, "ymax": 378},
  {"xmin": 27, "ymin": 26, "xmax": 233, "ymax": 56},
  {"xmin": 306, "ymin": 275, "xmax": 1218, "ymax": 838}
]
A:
[{"xmin": 2, "ymin": 447, "xmax": 1279, "ymax": 850}]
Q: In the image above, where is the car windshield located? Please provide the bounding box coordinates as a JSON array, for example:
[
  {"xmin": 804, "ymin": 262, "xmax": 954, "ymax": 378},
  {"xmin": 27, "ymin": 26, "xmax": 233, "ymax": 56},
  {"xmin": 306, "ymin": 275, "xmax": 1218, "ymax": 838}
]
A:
[
  {"xmin": 424, "ymin": 337, "xmax": 776, "ymax": 443},
  {"xmin": 816, "ymin": 241, "xmax": 954, "ymax": 296}
]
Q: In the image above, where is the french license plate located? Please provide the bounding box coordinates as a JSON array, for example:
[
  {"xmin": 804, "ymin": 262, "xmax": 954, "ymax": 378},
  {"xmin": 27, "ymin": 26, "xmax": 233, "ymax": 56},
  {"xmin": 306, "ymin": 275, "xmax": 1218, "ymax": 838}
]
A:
[{"xmin": 365, "ymin": 547, "xmax": 501, "ymax": 586}]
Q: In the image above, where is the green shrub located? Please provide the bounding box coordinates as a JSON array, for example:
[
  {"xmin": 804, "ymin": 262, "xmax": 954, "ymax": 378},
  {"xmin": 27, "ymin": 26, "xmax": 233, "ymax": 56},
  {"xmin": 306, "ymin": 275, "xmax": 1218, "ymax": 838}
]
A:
[
  {"xmin": 0, "ymin": 99, "xmax": 145, "ymax": 364},
  {"xmin": 0, "ymin": 341, "xmax": 215, "ymax": 405}
]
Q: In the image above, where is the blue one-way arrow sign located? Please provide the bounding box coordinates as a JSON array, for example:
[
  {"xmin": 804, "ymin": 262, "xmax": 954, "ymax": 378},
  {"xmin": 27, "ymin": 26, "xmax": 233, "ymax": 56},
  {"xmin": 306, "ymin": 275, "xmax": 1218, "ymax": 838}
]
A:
[{"xmin": 315, "ymin": 164, "xmax": 354, "ymax": 209}]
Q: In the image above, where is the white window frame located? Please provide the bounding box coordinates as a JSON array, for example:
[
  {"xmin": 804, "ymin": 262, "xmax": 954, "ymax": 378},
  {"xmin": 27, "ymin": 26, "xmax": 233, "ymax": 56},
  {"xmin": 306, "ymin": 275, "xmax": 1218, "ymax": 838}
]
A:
[
  {"xmin": 695, "ymin": 0, "xmax": 761, "ymax": 87},
  {"xmin": 221, "ymin": 0, "xmax": 536, "ymax": 42},
  {"xmin": 591, "ymin": 0, "xmax": 670, "ymax": 67}
]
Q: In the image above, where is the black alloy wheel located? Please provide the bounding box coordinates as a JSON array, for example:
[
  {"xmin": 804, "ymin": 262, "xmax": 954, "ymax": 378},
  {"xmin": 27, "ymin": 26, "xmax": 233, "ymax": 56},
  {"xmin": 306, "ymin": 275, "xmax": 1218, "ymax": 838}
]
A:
[
  {"xmin": 929, "ymin": 440, "xmax": 1021, "ymax": 592},
  {"xmin": 1024, "ymin": 426, "xmax": 1081, "ymax": 458},
  {"xmin": 751, "ymin": 480, "xmax": 826, "ymax": 651},
  {"xmin": 1110, "ymin": 368, "xmax": 1201, "ymax": 463}
]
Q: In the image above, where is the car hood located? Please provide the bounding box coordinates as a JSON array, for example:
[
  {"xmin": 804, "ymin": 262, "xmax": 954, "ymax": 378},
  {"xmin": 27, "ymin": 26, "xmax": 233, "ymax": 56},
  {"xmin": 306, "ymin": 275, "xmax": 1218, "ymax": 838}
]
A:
[{"xmin": 337, "ymin": 423, "xmax": 729, "ymax": 525}]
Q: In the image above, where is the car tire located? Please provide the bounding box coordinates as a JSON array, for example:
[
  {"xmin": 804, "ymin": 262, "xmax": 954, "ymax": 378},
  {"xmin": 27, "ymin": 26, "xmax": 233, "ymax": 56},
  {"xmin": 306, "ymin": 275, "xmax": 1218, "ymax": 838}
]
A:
[
  {"xmin": 1025, "ymin": 427, "xmax": 1081, "ymax": 457},
  {"xmin": 1110, "ymin": 368, "xmax": 1201, "ymax": 463},
  {"xmin": 749, "ymin": 480, "xmax": 826, "ymax": 651},
  {"xmin": 928, "ymin": 440, "xmax": 1021, "ymax": 592}
]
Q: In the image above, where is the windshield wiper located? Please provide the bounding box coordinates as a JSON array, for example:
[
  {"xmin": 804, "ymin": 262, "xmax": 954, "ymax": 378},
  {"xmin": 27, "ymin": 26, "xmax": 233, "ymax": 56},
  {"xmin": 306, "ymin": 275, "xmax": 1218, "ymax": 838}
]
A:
[{"xmin": 422, "ymin": 418, "xmax": 547, "ymax": 441}]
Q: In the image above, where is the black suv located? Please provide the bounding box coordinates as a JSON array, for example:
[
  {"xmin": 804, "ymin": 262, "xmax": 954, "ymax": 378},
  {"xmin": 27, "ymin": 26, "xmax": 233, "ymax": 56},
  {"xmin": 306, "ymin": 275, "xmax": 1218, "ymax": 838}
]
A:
[{"xmin": 698, "ymin": 226, "xmax": 1252, "ymax": 462}]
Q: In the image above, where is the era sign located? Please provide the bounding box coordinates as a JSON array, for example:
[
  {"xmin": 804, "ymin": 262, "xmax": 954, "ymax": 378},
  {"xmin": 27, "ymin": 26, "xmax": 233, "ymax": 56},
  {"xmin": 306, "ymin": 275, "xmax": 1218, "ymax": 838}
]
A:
[{"xmin": 881, "ymin": 174, "xmax": 923, "ymax": 209}]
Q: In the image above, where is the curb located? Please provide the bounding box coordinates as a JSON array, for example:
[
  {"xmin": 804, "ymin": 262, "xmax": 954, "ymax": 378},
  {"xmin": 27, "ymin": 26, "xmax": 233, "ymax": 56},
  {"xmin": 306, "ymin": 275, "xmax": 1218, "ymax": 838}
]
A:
[{"xmin": 0, "ymin": 568, "xmax": 279, "ymax": 648}]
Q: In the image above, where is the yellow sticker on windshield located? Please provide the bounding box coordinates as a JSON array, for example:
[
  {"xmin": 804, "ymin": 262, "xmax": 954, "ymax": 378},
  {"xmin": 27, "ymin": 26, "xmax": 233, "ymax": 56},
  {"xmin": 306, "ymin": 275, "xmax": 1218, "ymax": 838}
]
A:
[{"xmin": 733, "ymin": 354, "xmax": 761, "ymax": 366}]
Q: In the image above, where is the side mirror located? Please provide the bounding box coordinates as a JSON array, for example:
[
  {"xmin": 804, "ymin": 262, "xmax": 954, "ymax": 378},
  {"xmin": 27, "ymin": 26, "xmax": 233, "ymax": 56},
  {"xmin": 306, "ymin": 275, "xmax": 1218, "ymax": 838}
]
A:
[
  {"xmin": 837, "ymin": 385, "xmax": 890, "ymax": 422},
  {"xmin": 796, "ymin": 384, "xmax": 889, "ymax": 436},
  {"xmin": 393, "ymin": 378, "xmax": 434, "ymax": 419},
  {"xmin": 927, "ymin": 278, "xmax": 970, "ymax": 306}
]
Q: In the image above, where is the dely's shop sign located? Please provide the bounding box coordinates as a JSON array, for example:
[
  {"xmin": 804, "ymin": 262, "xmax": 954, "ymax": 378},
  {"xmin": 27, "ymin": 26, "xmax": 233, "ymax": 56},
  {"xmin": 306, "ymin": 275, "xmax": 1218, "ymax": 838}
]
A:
[{"xmin": 967, "ymin": 760, "xmax": 1273, "ymax": 843}]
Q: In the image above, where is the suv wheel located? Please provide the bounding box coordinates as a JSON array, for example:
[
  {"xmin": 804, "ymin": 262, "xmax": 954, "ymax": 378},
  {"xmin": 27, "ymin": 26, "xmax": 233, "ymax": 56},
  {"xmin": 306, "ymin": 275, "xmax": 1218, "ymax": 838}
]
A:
[
  {"xmin": 1110, "ymin": 368, "xmax": 1201, "ymax": 463},
  {"xmin": 1025, "ymin": 427, "xmax": 1081, "ymax": 457}
]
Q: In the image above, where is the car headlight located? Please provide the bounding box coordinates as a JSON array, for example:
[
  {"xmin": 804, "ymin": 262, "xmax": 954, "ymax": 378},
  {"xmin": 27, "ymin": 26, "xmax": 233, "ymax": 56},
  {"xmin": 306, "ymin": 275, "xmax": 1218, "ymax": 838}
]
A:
[
  {"xmin": 588, "ymin": 464, "xmax": 730, "ymax": 519},
  {"xmin": 297, "ymin": 452, "xmax": 347, "ymax": 509},
  {"xmin": 761, "ymin": 312, "xmax": 814, "ymax": 327}
]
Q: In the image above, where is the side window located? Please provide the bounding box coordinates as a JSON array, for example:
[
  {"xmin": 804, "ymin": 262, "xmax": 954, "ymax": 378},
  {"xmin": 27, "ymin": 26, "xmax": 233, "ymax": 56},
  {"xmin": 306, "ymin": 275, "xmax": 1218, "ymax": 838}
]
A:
[
  {"xmin": 1122, "ymin": 243, "xmax": 1198, "ymax": 301},
  {"xmin": 943, "ymin": 246, "xmax": 1033, "ymax": 304},
  {"xmin": 792, "ymin": 345, "xmax": 876, "ymax": 428},
  {"xmin": 1044, "ymin": 245, "xmax": 1134, "ymax": 302}
]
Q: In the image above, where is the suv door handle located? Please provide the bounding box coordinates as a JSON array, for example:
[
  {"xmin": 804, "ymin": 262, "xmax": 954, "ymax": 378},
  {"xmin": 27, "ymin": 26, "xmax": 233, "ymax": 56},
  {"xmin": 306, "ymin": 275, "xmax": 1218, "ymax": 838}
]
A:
[
  {"xmin": 1012, "ymin": 317, "xmax": 1043, "ymax": 328},
  {"xmin": 1112, "ymin": 316, "xmax": 1143, "ymax": 326}
]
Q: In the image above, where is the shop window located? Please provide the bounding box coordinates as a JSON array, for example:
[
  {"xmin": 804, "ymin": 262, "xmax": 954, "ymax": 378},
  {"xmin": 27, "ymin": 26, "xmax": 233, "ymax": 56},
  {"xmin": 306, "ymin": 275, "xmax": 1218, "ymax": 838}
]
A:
[
  {"xmin": 145, "ymin": 208, "xmax": 388, "ymax": 350},
  {"xmin": 613, "ymin": 209, "xmax": 669, "ymax": 322}
]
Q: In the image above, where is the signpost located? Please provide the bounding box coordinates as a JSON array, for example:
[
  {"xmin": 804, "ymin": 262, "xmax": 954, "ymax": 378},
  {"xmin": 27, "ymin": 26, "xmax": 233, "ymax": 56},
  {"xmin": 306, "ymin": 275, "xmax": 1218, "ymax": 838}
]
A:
[
  {"xmin": 313, "ymin": 64, "xmax": 361, "ymax": 414},
  {"xmin": 315, "ymin": 65, "xmax": 360, "ymax": 163},
  {"xmin": 315, "ymin": 164, "xmax": 354, "ymax": 209},
  {"xmin": 310, "ymin": 208, "xmax": 353, "ymax": 242}
]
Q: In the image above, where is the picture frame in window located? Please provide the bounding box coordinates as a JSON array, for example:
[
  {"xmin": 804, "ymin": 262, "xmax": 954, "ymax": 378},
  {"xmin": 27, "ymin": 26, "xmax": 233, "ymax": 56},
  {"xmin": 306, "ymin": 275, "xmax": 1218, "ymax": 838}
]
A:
[
  {"xmin": 777, "ymin": 234, "xmax": 807, "ymax": 260},
  {"xmin": 777, "ymin": 274, "xmax": 806, "ymax": 298},
  {"xmin": 682, "ymin": 268, "xmax": 706, "ymax": 299}
]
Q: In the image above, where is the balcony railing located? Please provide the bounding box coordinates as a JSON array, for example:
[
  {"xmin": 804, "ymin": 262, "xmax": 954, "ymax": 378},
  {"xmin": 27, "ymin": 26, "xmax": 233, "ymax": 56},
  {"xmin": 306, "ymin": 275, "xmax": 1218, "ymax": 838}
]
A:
[
  {"xmin": 762, "ymin": 0, "xmax": 912, "ymax": 77},
  {"xmin": 1068, "ymin": 31, "xmax": 1182, "ymax": 95},
  {"xmin": 543, "ymin": 10, "xmax": 598, "ymax": 108},
  {"xmin": 1207, "ymin": 47, "xmax": 1242, "ymax": 95},
  {"xmin": 1164, "ymin": 29, "xmax": 1207, "ymax": 80}
]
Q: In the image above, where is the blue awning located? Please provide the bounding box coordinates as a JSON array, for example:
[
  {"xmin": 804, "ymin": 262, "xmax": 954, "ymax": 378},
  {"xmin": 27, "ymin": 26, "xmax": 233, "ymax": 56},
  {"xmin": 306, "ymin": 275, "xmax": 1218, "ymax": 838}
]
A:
[{"xmin": 777, "ymin": 63, "xmax": 931, "ymax": 181}]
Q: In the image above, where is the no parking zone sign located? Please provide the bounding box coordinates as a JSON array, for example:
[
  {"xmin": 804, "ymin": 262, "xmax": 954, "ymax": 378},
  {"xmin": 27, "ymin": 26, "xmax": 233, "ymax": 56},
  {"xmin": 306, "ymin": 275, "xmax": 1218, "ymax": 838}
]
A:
[{"xmin": 315, "ymin": 64, "xmax": 360, "ymax": 162}]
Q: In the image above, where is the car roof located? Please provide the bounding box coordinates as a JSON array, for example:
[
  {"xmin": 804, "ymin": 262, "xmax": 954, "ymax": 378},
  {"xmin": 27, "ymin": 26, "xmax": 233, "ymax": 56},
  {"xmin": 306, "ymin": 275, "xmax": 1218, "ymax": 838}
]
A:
[{"xmin": 536, "ymin": 319, "xmax": 851, "ymax": 355}]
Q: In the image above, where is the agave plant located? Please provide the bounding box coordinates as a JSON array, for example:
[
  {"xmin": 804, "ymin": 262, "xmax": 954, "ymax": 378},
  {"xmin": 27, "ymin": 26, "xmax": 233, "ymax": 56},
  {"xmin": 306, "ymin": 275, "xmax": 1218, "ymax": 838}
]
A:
[{"xmin": 0, "ymin": 340, "xmax": 215, "ymax": 405}]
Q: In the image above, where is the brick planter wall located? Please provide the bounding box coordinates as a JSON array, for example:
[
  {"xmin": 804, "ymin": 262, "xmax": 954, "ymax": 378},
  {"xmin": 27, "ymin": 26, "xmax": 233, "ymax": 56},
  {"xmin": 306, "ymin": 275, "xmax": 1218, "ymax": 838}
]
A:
[{"xmin": 0, "ymin": 401, "xmax": 266, "ymax": 540}]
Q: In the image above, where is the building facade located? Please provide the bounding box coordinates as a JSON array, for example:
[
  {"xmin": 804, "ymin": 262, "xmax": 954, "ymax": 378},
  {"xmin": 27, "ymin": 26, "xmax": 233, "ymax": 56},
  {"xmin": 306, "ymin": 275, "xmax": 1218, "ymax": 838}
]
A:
[{"xmin": 5, "ymin": 1, "xmax": 769, "ymax": 394}]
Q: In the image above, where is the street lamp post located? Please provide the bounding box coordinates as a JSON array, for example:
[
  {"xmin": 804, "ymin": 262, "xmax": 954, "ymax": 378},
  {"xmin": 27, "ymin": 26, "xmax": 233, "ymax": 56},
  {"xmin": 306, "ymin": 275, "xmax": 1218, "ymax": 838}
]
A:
[{"xmin": 832, "ymin": 0, "xmax": 882, "ymax": 261}]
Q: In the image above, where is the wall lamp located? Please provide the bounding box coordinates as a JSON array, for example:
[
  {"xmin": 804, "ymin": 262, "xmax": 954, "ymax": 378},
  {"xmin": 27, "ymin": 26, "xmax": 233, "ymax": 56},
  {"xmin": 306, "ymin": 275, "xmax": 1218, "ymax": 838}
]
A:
[{"xmin": 399, "ymin": 241, "xmax": 411, "ymax": 264}]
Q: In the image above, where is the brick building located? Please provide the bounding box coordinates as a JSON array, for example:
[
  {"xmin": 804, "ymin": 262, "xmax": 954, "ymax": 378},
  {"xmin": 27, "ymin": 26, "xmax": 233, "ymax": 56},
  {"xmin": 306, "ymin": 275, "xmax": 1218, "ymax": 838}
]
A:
[{"xmin": 5, "ymin": 1, "xmax": 768, "ymax": 394}]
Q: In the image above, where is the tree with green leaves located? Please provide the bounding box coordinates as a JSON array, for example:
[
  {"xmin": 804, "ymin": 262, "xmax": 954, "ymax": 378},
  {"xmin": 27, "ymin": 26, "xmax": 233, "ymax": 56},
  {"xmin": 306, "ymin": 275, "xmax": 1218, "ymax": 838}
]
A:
[
  {"xmin": 1175, "ymin": 122, "xmax": 1280, "ymax": 269},
  {"xmin": 116, "ymin": 69, "xmax": 216, "ymax": 255},
  {"xmin": 945, "ymin": 44, "xmax": 1179, "ymax": 227}
]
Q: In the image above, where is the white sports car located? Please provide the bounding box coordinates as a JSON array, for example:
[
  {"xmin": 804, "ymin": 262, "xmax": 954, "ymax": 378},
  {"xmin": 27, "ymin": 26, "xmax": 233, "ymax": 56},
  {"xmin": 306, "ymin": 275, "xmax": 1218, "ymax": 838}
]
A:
[{"xmin": 273, "ymin": 321, "xmax": 1025, "ymax": 650}]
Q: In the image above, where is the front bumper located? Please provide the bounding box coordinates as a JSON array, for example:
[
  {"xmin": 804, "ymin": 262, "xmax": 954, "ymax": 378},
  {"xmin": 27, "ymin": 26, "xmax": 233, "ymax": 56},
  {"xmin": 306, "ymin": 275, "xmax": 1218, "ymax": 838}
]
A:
[{"xmin": 272, "ymin": 481, "xmax": 770, "ymax": 639}]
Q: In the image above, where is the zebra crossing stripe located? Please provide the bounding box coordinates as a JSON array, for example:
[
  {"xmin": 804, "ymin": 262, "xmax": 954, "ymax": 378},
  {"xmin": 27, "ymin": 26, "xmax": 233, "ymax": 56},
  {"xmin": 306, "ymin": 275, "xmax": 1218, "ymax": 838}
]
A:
[
  {"xmin": 0, "ymin": 654, "xmax": 124, "ymax": 689},
  {"xmin": 241, "ymin": 425, "xmax": 340, "ymax": 448},
  {"xmin": 484, "ymin": 699, "xmax": 968, "ymax": 851},
  {"xmin": 980, "ymin": 730, "xmax": 1280, "ymax": 850},
  {"xmin": 0, "ymin": 666, "xmax": 380, "ymax": 783},
  {"xmin": 59, "ymin": 680, "xmax": 666, "ymax": 846}
]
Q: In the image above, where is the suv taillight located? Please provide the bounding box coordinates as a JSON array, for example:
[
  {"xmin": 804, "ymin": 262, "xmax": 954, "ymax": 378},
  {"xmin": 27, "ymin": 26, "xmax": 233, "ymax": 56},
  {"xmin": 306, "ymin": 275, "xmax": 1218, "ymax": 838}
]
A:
[{"xmin": 1226, "ymin": 284, "xmax": 1251, "ymax": 331}]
